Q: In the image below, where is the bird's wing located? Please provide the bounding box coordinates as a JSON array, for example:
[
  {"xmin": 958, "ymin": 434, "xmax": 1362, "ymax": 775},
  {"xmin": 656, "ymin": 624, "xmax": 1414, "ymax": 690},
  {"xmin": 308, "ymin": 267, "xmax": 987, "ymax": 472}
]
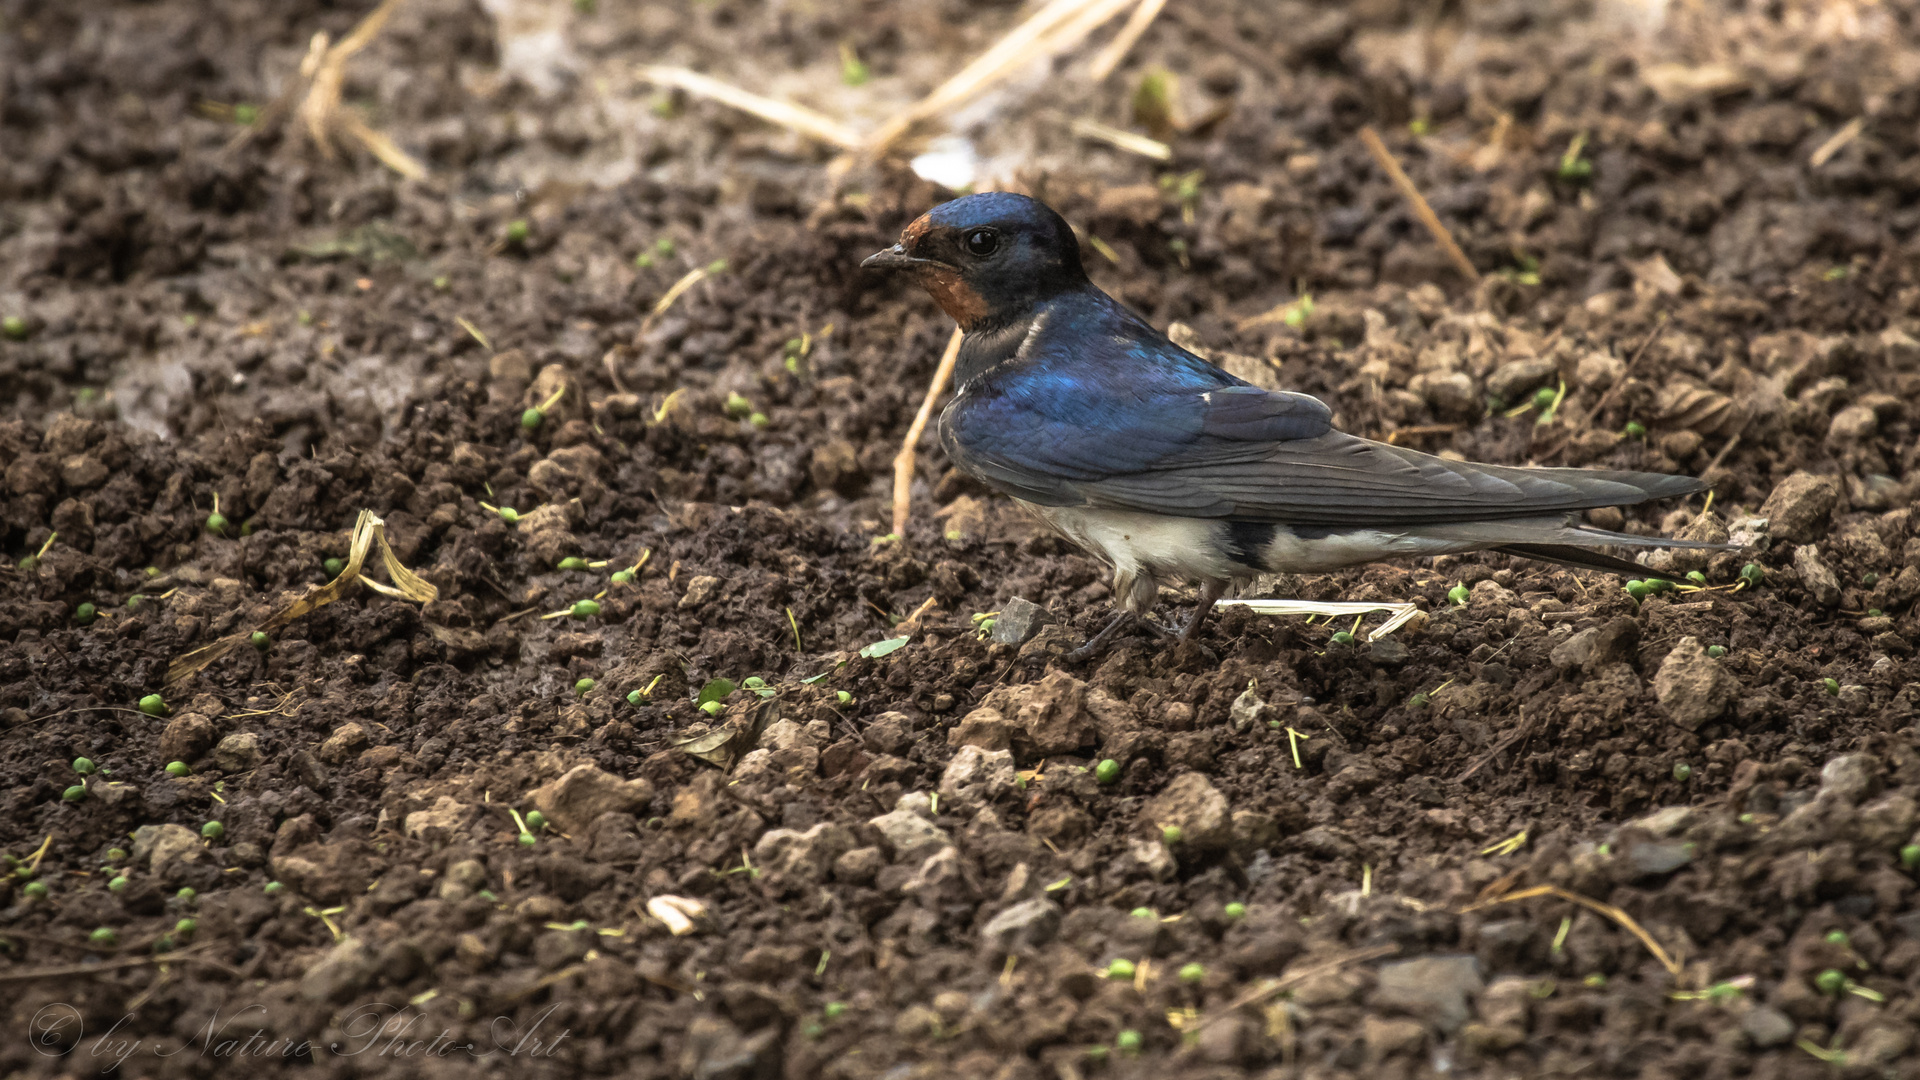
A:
[{"xmin": 948, "ymin": 382, "xmax": 1704, "ymax": 526}]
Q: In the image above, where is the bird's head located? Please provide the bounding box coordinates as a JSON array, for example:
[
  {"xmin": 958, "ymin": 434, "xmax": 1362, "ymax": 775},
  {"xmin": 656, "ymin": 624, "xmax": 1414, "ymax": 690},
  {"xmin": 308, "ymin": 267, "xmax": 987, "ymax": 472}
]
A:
[{"xmin": 862, "ymin": 192, "xmax": 1088, "ymax": 331}]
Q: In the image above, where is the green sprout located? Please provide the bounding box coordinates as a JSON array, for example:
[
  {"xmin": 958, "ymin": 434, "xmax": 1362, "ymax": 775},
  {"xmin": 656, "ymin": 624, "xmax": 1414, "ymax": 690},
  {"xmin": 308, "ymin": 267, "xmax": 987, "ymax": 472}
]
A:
[
  {"xmin": 1329, "ymin": 630, "xmax": 1354, "ymax": 646},
  {"xmin": 839, "ymin": 42, "xmax": 870, "ymax": 86},
  {"xmin": 323, "ymin": 557, "xmax": 346, "ymax": 577},
  {"xmin": 201, "ymin": 821, "xmax": 224, "ymax": 841},
  {"xmin": 498, "ymin": 507, "xmax": 520, "ymax": 525},
  {"xmin": 1179, "ymin": 962, "xmax": 1205, "ymax": 984},
  {"xmin": 571, "ymin": 600, "xmax": 601, "ymax": 619},
  {"xmin": 73, "ymin": 757, "xmax": 96, "ymax": 775},
  {"xmin": 1686, "ymin": 570, "xmax": 1708, "ymax": 586},
  {"xmin": 557, "ymin": 557, "xmax": 588, "ymax": 571},
  {"xmin": 1281, "ymin": 294, "xmax": 1315, "ymax": 328},
  {"xmin": 109, "ymin": 876, "xmax": 129, "ymax": 893},
  {"xmin": 656, "ymin": 237, "xmax": 676, "ymax": 258},
  {"xmin": 700, "ymin": 700, "xmax": 724, "ymax": 717},
  {"xmin": 165, "ymin": 761, "xmax": 190, "ymax": 777},
  {"xmin": 175, "ymin": 918, "xmax": 197, "ymax": 937},
  {"xmin": 1407, "ymin": 117, "xmax": 1430, "ymax": 136},
  {"xmin": 574, "ymin": 678, "xmax": 596, "ymax": 696},
  {"xmin": 1707, "ymin": 645, "xmax": 1726, "ymax": 658},
  {"xmin": 510, "ymin": 808, "xmax": 537, "ymax": 847},
  {"xmin": 206, "ymin": 505, "xmax": 228, "ymax": 534},
  {"xmin": 1106, "ymin": 958, "xmax": 1136, "ymax": 980},
  {"xmin": 105, "ymin": 848, "xmax": 126, "ymax": 862},
  {"xmin": 2, "ymin": 315, "xmax": 28, "ymax": 341},
  {"xmin": 505, "ymin": 219, "xmax": 530, "ymax": 246},
  {"xmin": 1095, "ymin": 759, "xmax": 1121, "ymax": 785},
  {"xmin": 1814, "ymin": 968, "xmax": 1845, "ymax": 995},
  {"xmin": 823, "ymin": 1002, "xmax": 848, "ymax": 1021},
  {"xmin": 748, "ymin": 412, "xmax": 769, "ymax": 428},
  {"xmin": 177, "ymin": 887, "xmax": 196, "ymax": 903},
  {"xmin": 1223, "ymin": 902, "xmax": 1247, "ymax": 920},
  {"xmin": 1824, "ymin": 929, "xmax": 1849, "ymax": 946},
  {"xmin": 90, "ymin": 928, "xmax": 118, "ymax": 948},
  {"xmin": 1738, "ymin": 563, "xmax": 1765, "ymax": 588},
  {"xmin": 1583, "ymin": 973, "xmax": 1607, "ymax": 988},
  {"xmin": 251, "ymin": 631, "xmax": 270, "ymax": 650},
  {"xmin": 1556, "ymin": 133, "xmax": 1593, "ymax": 183},
  {"xmin": 232, "ymin": 103, "xmax": 259, "ymax": 125},
  {"xmin": 525, "ymin": 811, "xmax": 548, "ymax": 831},
  {"xmin": 1672, "ymin": 763, "xmax": 1692, "ymax": 782},
  {"xmin": 1115, "ymin": 1029, "xmax": 1143, "ymax": 1054},
  {"xmin": 836, "ymin": 690, "xmax": 853, "ymax": 706},
  {"xmin": 62, "ymin": 785, "xmax": 86, "ymax": 803},
  {"xmin": 520, "ymin": 384, "xmax": 566, "ymax": 432},
  {"xmin": 1625, "ymin": 580, "xmax": 1651, "ymax": 602},
  {"xmin": 1622, "ymin": 421, "xmax": 1647, "ymax": 440},
  {"xmin": 74, "ymin": 603, "xmax": 97, "ymax": 625},
  {"xmin": 1161, "ymin": 825, "xmax": 1184, "ymax": 846},
  {"xmin": 22, "ymin": 881, "xmax": 48, "ymax": 900},
  {"xmin": 127, "ymin": 594, "xmax": 147, "ymax": 611},
  {"xmin": 1900, "ymin": 844, "xmax": 1920, "ymax": 870},
  {"xmin": 611, "ymin": 569, "xmax": 634, "ymax": 584},
  {"xmin": 264, "ymin": 881, "xmax": 285, "ymax": 895},
  {"xmin": 1824, "ymin": 678, "xmax": 1840, "ymax": 696},
  {"xmin": 139, "ymin": 694, "xmax": 168, "ymax": 717},
  {"xmin": 724, "ymin": 391, "xmax": 752, "ymax": 419}
]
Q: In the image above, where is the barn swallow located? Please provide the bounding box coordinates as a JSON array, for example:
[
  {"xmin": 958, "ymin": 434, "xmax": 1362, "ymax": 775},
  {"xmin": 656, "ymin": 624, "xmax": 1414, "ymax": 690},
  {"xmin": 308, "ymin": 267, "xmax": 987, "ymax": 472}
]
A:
[{"xmin": 864, "ymin": 192, "xmax": 1726, "ymax": 661}]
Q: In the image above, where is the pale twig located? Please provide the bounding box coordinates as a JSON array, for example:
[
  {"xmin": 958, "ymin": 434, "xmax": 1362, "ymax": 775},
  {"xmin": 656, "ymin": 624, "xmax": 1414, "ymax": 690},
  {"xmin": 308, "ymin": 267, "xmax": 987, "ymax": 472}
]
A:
[
  {"xmin": 1808, "ymin": 117, "xmax": 1864, "ymax": 168},
  {"xmin": 294, "ymin": 0, "xmax": 424, "ymax": 178},
  {"xmin": 893, "ymin": 327, "xmax": 965, "ymax": 539},
  {"xmin": 638, "ymin": 66, "xmax": 864, "ymax": 150},
  {"xmin": 1192, "ymin": 945, "xmax": 1400, "ymax": 1032},
  {"xmin": 1461, "ymin": 884, "xmax": 1682, "ymax": 977},
  {"xmin": 1088, "ymin": 0, "xmax": 1170, "ymax": 81},
  {"xmin": 1358, "ymin": 125, "xmax": 1478, "ymax": 284},
  {"xmin": 1069, "ymin": 118, "xmax": 1170, "ymax": 160}
]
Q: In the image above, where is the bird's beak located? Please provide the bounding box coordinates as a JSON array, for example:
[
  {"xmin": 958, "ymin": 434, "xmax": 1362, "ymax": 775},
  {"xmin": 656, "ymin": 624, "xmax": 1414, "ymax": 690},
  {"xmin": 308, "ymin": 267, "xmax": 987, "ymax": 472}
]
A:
[{"xmin": 861, "ymin": 244, "xmax": 927, "ymax": 271}]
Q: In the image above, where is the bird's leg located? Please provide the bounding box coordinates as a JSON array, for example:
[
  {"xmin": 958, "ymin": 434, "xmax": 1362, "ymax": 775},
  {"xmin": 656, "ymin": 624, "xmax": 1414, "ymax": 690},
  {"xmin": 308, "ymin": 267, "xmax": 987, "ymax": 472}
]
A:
[
  {"xmin": 1066, "ymin": 610, "xmax": 1138, "ymax": 663},
  {"xmin": 1179, "ymin": 580, "xmax": 1227, "ymax": 642}
]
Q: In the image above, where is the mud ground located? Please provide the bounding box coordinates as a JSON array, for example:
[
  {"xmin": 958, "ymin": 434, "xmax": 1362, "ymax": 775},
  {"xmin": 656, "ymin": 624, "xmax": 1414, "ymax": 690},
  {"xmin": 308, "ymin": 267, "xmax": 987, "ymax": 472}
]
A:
[{"xmin": 4, "ymin": 0, "xmax": 1920, "ymax": 1076}]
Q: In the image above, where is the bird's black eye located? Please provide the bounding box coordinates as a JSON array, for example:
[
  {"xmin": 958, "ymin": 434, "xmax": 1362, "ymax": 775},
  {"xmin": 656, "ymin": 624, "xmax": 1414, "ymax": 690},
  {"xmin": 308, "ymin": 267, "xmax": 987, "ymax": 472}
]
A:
[{"xmin": 963, "ymin": 229, "xmax": 999, "ymax": 257}]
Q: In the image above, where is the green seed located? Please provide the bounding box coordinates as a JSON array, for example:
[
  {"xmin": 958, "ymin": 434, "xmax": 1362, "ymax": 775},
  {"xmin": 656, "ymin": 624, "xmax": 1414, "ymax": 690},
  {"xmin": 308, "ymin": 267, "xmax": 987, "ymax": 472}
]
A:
[
  {"xmin": 1868, "ymin": 608, "xmax": 1884, "ymax": 618},
  {"xmin": 700, "ymin": 700, "xmax": 724, "ymax": 716},
  {"xmin": 63, "ymin": 785, "xmax": 88, "ymax": 802},
  {"xmin": 743, "ymin": 676, "xmax": 765, "ymax": 689},
  {"xmin": 1686, "ymin": 571, "xmax": 1707, "ymax": 585},
  {"xmin": 1129, "ymin": 907, "xmax": 1154, "ymax": 919},
  {"xmin": 1824, "ymin": 929, "xmax": 1849, "ymax": 946},
  {"xmin": 1646, "ymin": 578, "xmax": 1675, "ymax": 593},
  {"xmin": 324, "ymin": 557, "xmax": 346, "ymax": 577},
  {"xmin": 525, "ymin": 811, "xmax": 547, "ymax": 831},
  {"xmin": 74, "ymin": 603, "xmax": 97, "ymax": 625},
  {"xmin": 626, "ymin": 689, "xmax": 644, "ymax": 705},
  {"xmin": 1824, "ymin": 678, "xmax": 1839, "ymax": 696},
  {"xmin": 264, "ymin": 881, "xmax": 284, "ymax": 895},
  {"xmin": 571, "ymin": 600, "xmax": 601, "ymax": 619},
  {"xmin": 23, "ymin": 881, "xmax": 48, "ymax": 900},
  {"xmin": 251, "ymin": 631, "xmax": 271, "ymax": 650},
  {"xmin": 633, "ymin": 252, "xmax": 655, "ymax": 269},
  {"xmin": 1623, "ymin": 421, "xmax": 1646, "ymax": 439},
  {"xmin": 433, "ymin": 275, "xmax": 450, "ymax": 290},
  {"xmin": 127, "ymin": 594, "xmax": 146, "ymax": 611},
  {"xmin": 201, "ymin": 821, "xmax": 224, "ymax": 840},
  {"xmin": 140, "ymin": 694, "xmax": 167, "ymax": 716},
  {"xmin": 1672, "ymin": 763, "xmax": 1692, "ymax": 782},
  {"xmin": 557, "ymin": 557, "xmax": 588, "ymax": 571},
  {"xmin": 1095, "ymin": 759, "xmax": 1121, "ymax": 785},
  {"xmin": 824, "ymin": 1002, "xmax": 847, "ymax": 1021},
  {"xmin": 1583, "ymin": 973, "xmax": 1607, "ymax": 988},
  {"xmin": 109, "ymin": 876, "xmax": 129, "ymax": 893},
  {"xmin": 1625, "ymin": 580, "xmax": 1651, "ymax": 601},
  {"xmin": 17, "ymin": 555, "xmax": 37, "ymax": 571},
  {"xmin": 1814, "ymin": 968, "xmax": 1845, "ymax": 995},
  {"xmin": 476, "ymin": 889, "xmax": 498, "ymax": 902},
  {"xmin": 499, "ymin": 507, "xmax": 520, "ymax": 525},
  {"xmin": 1896, "ymin": 844, "xmax": 1920, "ymax": 870},
  {"xmin": 518, "ymin": 832, "xmax": 537, "ymax": 847},
  {"xmin": 574, "ymin": 678, "xmax": 595, "ymax": 696},
  {"xmin": 1329, "ymin": 630, "xmax": 1354, "ymax": 645},
  {"xmin": 73, "ymin": 757, "xmax": 96, "ymax": 775},
  {"xmin": 655, "ymin": 238, "xmax": 676, "ymax": 257},
  {"xmin": 611, "ymin": 569, "xmax": 634, "ymax": 584},
  {"xmin": 175, "ymin": 918, "xmax": 197, "ymax": 936},
  {"xmin": 505, "ymin": 219, "xmax": 530, "ymax": 244},
  {"xmin": 1863, "ymin": 572, "xmax": 1879, "ymax": 587},
  {"xmin": 106, "ymin": 848, "xmax": 126, "ymax": 862},
  {"xmin": 836, "ymin": 690, "xmax": 852, "ymax": 705},
  {"xmin": 1447, "ymin": 584, "xmax": 1470, "ymax": 605},
  {"xmin": 1179, "ymin": 962, "xmax": 1205, "ymax": 983},
  {"xmin": 1223, "ymin": 902, "xmax": 1247, "ymax": 920},
  {"xmin": 1107, "ymin": 958, "xmax": 1136, "ymax": 980},
  {"xmin": 152, "ymin": 935, "xmax": 175, "ymax": 953},
  {"xmin": 1162, "ymin": 825, "xmax": 1184, "ymax": 846},
  {"xmin": 1739, "ymin": 563, "xmax": 1764, "ymax": 588},
  {"xmin": 521, "ymin": 407, "xmax": 545, "ymax": 431},
  {"xmin": 177, "ymin": 887, "xmax": 196, "ymax": 901},
  {"xmin": 206, "ymin": 512, "xmax": 228, "ymax": 534},
  {"xmin": 1115, "ymin": 1029, "xmax": 1142, "ymax": 1053},
  {"xmin": 1707, "ymin": 645, "xmax": 1726, "ymax": 658},
  {"xmin": 165, "ymin": 761, "xmax": 190, "ymax": 777},
  {"xmin": 232, "ymin": 103, "xmax": 259, "ymax": 124},
  {"xmin": 90, "ymin": 927, "xmax": 118, "ymax": 947},
  {"xmin": 724, "ymin": 392, "xmax": 752, "ymax": 418},
  {"xmin": 1532, "ymin": 387, "xmax": 1558, "ymax": 409},
  {"xmin": 2, "ymin": 314, "xmax": 28, "ymax": 340},
  {"xmin": 749, "ymin": 412, "xmax": 769, "ymax": 428}
]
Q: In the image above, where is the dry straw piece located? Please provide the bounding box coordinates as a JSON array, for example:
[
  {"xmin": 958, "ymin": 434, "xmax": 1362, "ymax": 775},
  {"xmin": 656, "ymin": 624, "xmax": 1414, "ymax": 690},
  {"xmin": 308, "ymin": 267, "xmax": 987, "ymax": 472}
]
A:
[
  {"xmin": 892, "ymin": 327, "xmax": 966, "ymax": 538},
  {"xmin": 167, "ymin": 510, "xmax": 436, "ymax": 686}
]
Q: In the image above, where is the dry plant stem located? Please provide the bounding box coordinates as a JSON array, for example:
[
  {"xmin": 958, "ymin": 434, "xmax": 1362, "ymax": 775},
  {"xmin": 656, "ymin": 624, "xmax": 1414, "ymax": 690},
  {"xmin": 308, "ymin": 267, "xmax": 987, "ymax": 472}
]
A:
[
  {"xmin": 1089, "ymin": 0, "xmax": 1170, "ymax": 81},
  {"xmin": 893, "ymin": 326, "xmax": 966, "ymax": 538},
  {"xmin": 1809, "ymin": 117, "xmax": 1864, "ymax": 168},
  {"xmin": 638, "ymin": 66, "xmax": 864, "ymax": 150},
  {"xmin": 1193, "ymin": 944, "xmax": 1400, "ymax": 1032},
  {"xmin": 1358, "ymin": 126, "xmax": 1479, "ymax": 284},
  {"xmin": 866, "ymin": 0, "xmax": 1135, "ymax": 155},
  {"xmin": 1462, "ymin": 884, "xmax": 1682, "ymax": 977}
]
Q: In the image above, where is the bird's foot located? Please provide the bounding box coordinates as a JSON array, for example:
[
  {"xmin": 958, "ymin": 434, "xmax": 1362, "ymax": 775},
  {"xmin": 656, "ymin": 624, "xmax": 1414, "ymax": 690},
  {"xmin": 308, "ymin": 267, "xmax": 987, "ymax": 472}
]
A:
[{"xmin": 1065, "ymin": 611, "xmax": 1139, "ymax": 663}]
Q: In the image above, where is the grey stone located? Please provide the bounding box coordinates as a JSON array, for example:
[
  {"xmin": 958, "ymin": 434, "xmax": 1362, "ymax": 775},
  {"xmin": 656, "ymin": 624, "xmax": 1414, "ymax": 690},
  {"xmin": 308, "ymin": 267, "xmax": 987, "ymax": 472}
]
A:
[
  {"xmin": 131, "ymin": 823, "xmax": 203, "ymax": 877},
  {"xmin": 1793, "ymin": 545, "xmax": 1842, "ymax": 607},
  {"xmin": 1141, "ymin": 773, "xmax": 1232, "ymax": 852},
  {"xmin": 1741, "ymin": 1004, "xmax": 1795, "ymax": 1048},
  {"xmin": 980, "ymin": 897, "xmax": 1062, "ymax": 955},
  {"xmin": 990, "ymin": 597, "xmax": 1054, "ymax": 645},
  {"xmin": 1369, "ymin": 637, "xmax": 1411, "ymax": 666},
  {"xmin": 1408, "ymin": 371, "xmax": 1476, "ymax": 418},
  {"xmin": 1759, "ymin": 472, "xmax": 1840, "ymax": 543},
  {"xmin": 159, "ymin": 713, "xmax": 216, "ymax": 766},
  {"xmin": 1621, "ymin": 838, "xmax": 1693, "ymax": 876},
  {"xmin": 212, "ymin": 732, "xmax": 263, "ymax": 773},
  {"xmin": 759, "ymin": 718, "xmax": 819, "ymax": 752},
  {"xmin": 299, "ymin": 936, "xmax": 376, "ymax": 1003},
  {"xmin": 939, "ymin": 745, "xmax": 1015, "ymax": 804},
  {"xmin": 1550, "ymin": 617, "xmax": 1639, "ymax": 672},
  {"xmin": 1469, "ymin": 578, "xmax": 1518, "ymax": 615},
  {"xmin": 318, "ymin": 722, "xmax": 369, "ymax": 765},
  {"xmin": 677, "ymin": 575, "xmax": 723, "ymax": 610},
  {"xmin": 1125, "ymin": 836, "xmax": 1176, "ymax": 881},
  {"xmin": 1374, "ymin": 955, "xmax": 1483, "ymax": 1031},
  {"xmin": 1228, "ymin": 687, "xmax": 1272, "ymax": 733},
  {"xmin": 1363, "ymin": 1015, "xmax": 1427, "ymax": 1062},
  {"xmin": 1653, "ymin": 636, "xmax": 1736, "ymax": 728},
  {"xmin": 1625, "ymin": 806, "xmax": 1696, "ymax": 838},
  {"xmin": 751, "ymin": 822, "xmax": 855, "ymax": 883},
  {"xmin": 831, "ymin": 846, "xmax": 884, "ymax": 885},
  {"xmin": 1487, "ymin": 358, "xmax": 1556, "ymax": 402},
  {"xmin": 900, "ymin": 847, "xmax": 971, "ymax": 906},
  {"xmin": 867, "ymin": 808, "xmax": 951, "ymax": 861},
  {"xmin": 1818, "ymin": 753, "xmax": 1881, "ymax": 805},
  {"xmin": 403, "ymin": 796, "xmax": 476, "ymax": 843}
]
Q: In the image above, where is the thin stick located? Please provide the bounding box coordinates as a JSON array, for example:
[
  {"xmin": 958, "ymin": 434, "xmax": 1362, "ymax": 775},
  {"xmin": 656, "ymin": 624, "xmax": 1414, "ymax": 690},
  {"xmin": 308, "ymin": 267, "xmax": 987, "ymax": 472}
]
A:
[
  {"xmin": 1070, "ymin": 118, "xmax": 1170, "ymax": 160},
  {"xmin": 1461, "ymin": 884, "xmax": 1682, "ymax": 977},
  {"xmin": 1808, "ymin": 117, "xmax": 1864, "ymax": 168},
  {"xmin": 1192, "ymin": 944, "xmax": 1400, "ymax": 1032},
  {"xmin": 1088, "ymin": 0, "xmax": 1170, "ymax": 82},
  {"xmin": 0, "ymin": 943, "xmax": 238, "ymax": 984},
  {"xmin": 1358, "ymin": 126, "xmax": 1479, "ymax": 284},
  {"xmin": 893, "ymin": 327, "xmax": 966, "ymax": 538},
  {"xmin": 638, "ymin": 66, "xmax": 865, "ymax": 150}
]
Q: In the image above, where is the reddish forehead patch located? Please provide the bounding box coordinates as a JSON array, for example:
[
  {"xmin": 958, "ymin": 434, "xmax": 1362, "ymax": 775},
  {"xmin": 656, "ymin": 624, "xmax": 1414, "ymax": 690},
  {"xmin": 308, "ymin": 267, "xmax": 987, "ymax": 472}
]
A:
[{"xmin": 900, "ymin": 214, "xmax": 934, "ymax": 248}]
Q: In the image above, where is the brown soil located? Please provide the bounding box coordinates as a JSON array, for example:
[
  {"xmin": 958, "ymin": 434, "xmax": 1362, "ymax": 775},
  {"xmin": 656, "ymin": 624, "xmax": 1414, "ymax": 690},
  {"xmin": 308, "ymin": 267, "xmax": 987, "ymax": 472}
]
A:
[{"xmin": 4, "ymin": 0, "xmax": 1920, "ymax": 1077}]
